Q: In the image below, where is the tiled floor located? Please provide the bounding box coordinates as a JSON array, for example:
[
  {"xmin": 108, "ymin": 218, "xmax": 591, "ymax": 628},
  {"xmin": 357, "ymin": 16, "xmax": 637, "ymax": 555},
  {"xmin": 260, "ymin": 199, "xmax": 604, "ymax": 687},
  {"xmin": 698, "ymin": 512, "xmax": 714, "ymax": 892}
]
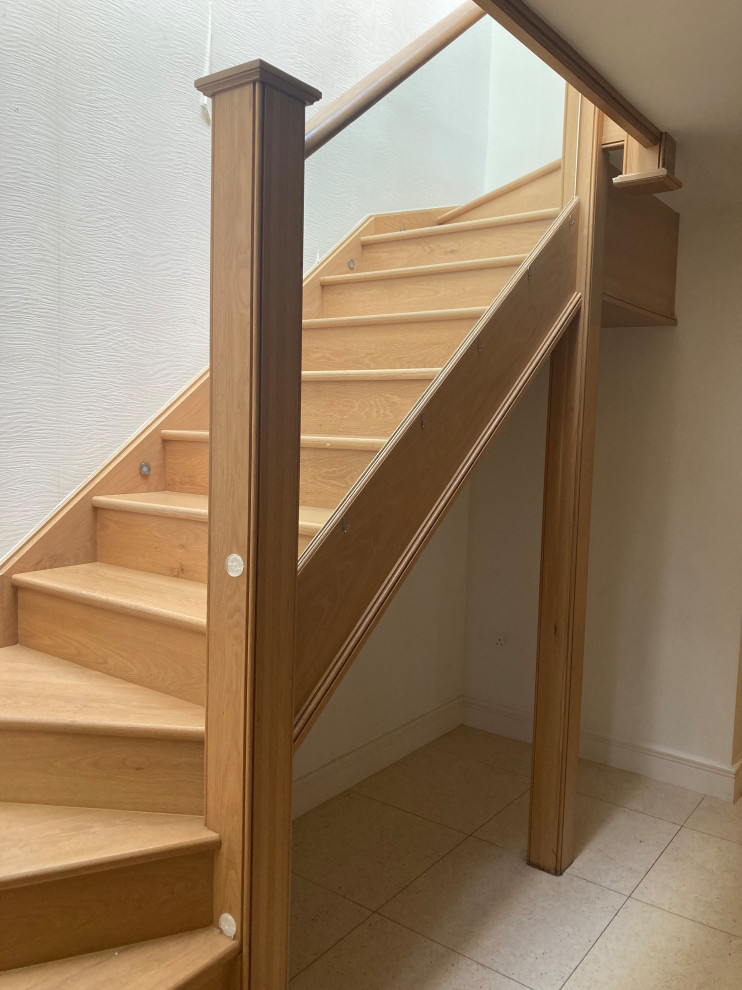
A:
[{"xmin": 289, "ymin": 726, "xmax": 742, "ymax": 989}]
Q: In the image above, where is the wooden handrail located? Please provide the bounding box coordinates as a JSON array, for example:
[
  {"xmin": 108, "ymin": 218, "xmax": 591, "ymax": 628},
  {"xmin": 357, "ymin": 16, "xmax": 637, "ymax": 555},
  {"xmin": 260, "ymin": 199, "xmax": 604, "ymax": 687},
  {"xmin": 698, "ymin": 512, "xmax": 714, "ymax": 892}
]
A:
[
  {"xmin": 304, "ymin": 1, "xmax": 485, "ymax": 158},
  {"xmin": 293, "ymin": 202, "xmax": 581, "ymax": 746}
]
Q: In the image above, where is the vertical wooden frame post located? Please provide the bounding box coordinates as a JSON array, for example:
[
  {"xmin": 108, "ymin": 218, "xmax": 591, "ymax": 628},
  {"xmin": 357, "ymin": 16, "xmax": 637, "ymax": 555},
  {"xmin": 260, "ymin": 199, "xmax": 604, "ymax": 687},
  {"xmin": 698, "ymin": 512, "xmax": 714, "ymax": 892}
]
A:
[
  {"xmin": 528, "ymin": 100, "xmax": 608, "ymax": 875},
  {"xmin": 195, "ymin": 61, "xmax": 320, "ymax": 987}
]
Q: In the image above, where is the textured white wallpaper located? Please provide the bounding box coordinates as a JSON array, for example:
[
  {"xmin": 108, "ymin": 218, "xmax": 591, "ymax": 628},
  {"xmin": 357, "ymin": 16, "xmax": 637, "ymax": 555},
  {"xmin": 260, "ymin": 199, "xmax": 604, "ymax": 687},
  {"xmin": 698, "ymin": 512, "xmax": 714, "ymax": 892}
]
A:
[{"xmin": 0, "ymin": 0, "xmax": 563, "ymax": 559}]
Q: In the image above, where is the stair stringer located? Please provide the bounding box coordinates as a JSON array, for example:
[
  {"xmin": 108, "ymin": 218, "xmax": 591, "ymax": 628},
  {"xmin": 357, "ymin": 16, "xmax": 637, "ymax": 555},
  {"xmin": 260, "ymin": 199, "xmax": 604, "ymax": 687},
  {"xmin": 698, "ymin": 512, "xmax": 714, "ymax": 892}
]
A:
[{"xmin": 293, "ymin": 199, "xmax": 581, "ymax": 746}]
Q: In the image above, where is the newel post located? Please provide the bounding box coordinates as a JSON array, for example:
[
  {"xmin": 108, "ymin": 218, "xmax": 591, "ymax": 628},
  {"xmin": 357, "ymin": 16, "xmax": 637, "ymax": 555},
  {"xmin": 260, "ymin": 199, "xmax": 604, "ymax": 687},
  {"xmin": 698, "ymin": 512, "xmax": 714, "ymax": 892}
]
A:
[{"xmin": 194, "ymin": 61, "xmax": 320, "ymax": 987}]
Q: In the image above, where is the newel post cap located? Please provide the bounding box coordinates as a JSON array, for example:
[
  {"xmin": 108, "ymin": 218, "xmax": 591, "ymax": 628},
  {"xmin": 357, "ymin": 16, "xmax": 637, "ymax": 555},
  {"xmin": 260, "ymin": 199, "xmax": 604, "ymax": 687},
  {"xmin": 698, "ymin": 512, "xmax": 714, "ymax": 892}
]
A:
[{"xmin": 195, "ymin": 58, "xmax": 321, "ymax": 105}]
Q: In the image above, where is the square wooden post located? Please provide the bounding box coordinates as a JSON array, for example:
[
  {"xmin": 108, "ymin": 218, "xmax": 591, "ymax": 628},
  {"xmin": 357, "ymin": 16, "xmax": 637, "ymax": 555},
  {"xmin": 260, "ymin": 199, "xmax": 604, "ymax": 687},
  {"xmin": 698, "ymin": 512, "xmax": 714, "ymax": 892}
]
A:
[
  {"xmin": 195, "ymin": 61, "xmax": 320, "ymax": 987},
  {"xmin": 528, "ymin": 100, "xmax": 608, "ymax": 875}
]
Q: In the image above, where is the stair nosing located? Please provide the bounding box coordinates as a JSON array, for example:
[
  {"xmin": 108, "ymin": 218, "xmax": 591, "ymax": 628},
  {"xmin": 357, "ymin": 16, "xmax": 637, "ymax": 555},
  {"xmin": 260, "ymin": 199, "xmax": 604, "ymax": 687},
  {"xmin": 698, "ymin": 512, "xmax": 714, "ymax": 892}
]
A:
[
  {"xmin": 302, "ymin": 368, "xmax": 440, "ymax": 382},
  {"xmin": 159, "ymin": 433, "xmax": 390, "ymax": 451},
  {"xmin": 161, "ymin": 429, "xmax": 209, "ymax": 443},
  {"xmin": 0, "ymin": 805, "xmax": 219, "ymax": 893},
  {"xmin": 13, "ymin": 564, "xmax": 206, "ymax": 633},
  {"xmin": 0, "ymin": 926, "xmax": 239, "ymax": 987},
  {"xmin": 0, "ymin": 714, "xmax": 204, "ymax": 741},
  {"xmin": 302, "ymin": 307, "xmax": 487, "ymax": 329},
  {"xmin": 360, "ymin": 207, "xmax": 560, "ymax": 245},
  {"xmin": 93, "ymin": 494, "xmax": 208, "ymax": 521},
  {"xmin": 320, "ymin": 254, "xmax": 527, "ymax": 286}
]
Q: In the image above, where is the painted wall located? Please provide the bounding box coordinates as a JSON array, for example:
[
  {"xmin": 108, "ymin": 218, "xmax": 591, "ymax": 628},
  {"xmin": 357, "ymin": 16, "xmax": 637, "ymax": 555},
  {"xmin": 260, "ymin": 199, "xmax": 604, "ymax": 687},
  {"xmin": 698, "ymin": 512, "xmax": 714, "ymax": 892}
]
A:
[
  {"xmin": 464, "ymin": 202, "xmax": 742, "ymax": 794},
  {"xmin": 1, "ymin": 0, "xmax": 484, "ymax": 561}
]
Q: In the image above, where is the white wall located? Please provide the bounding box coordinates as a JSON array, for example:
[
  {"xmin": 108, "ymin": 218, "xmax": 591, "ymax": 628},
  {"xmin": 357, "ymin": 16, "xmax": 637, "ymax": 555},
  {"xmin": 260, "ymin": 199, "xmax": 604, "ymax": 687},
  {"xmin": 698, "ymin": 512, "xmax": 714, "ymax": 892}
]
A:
[
  {"xmin": 293, "ymin": 492, "xmax": 471, "ymax": 811},
  {"xmin": 1, "ymin": 0, "xmax": 482, "ymax": 560},
  {"xmin": 464, "ymin": 202, "xmax": 742, "ymax": 795}
]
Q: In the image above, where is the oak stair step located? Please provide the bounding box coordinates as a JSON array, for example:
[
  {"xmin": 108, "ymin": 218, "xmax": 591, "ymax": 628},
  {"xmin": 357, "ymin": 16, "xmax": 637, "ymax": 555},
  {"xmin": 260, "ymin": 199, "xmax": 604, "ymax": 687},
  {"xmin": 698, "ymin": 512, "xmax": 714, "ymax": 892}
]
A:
[
  {"xmin": 13, "ymin": 563, "xmax": 207, "ymax": 704},
  {"xmin": 0, "ymin": 927, "xmax": 238, "ymax": 990},
  {"xmin": 359, "ymin": 207, "xmax": 558, "ymax": 270},
  {"xmin": 94, "ymin": 492, "xmax": 209, "ymax": 582},
  {"xmin": 301, "ymin": 368, "xmax": 438, "ymax": 437},
  {"xmin": 319, "ymin": 255, "xmax": 525, "ymax": 316},
  {"xmin": 94, "ymin": 491, "xmax": 338, "ymax": 565},
  {"xmin": 436, "ymin": 159, "xmax": 562, "ymax": 224},
  {"xmin": 302, "ymin": 306, "xmax": 486, "ymax": 371},
  {"xmin": 164, "ymin": 430, "xmax": 393, "ymax": 503},
  {"xmin": 0, "ymin": 645, "xmax": 204, "ymax": 813},
  {"xmin": 0, "ymin": 803, "xmax": 218, "ymax": 971}
]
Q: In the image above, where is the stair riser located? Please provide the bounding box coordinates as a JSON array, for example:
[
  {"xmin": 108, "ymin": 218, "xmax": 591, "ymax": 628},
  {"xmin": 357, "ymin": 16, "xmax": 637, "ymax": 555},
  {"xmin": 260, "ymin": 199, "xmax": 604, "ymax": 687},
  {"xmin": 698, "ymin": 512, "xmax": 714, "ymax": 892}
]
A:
[
  {"xmin": 0, "ymin": 730, "xmax": 203, "ymax": 814},
  {"xmin": 97, "ymin": 510, "xmax": 208, "ymax": 583},
  {"xmin": 0, "ymin": 851, "xmax": 213, "ymax": 971},
  {"xmin": 165, "ymin": 439, "xmax": 377, "ymax": 508},
  {"xmin": 321, "ymin": 265, "xmax": 518, "ymax": 316},
  {"xmin": 165, "ymin": 440, "xmax": 208, "ymax": 495},
  {"xmin": 302, "ymin": 317, "xmax": 476, "ymax": 371},
  {"xmin": 301, "ymin": 447, "xmax": 376, "ymax": 508},
  {"xmin": 448, "ymin": 168, "xmax": 561, "ymax": 223},
  {"xmin": 361, "ymin": 219, "xmax": 551, "ymax": 271},
  {"xmin": 301, "ymin": 380, "xmax": 429, "ymax": 437},
  {"xmin": 17, "ymin": 589, "xmax": 205, "ymax": 705}
]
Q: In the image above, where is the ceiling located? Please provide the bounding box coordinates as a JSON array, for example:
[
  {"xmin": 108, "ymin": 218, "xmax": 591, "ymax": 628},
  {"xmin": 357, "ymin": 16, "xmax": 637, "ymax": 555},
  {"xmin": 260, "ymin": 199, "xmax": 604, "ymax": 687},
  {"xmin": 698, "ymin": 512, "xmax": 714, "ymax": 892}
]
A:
[{"xmin": 516, "ymin": 0, "xmax": 742, "ymax": 210}]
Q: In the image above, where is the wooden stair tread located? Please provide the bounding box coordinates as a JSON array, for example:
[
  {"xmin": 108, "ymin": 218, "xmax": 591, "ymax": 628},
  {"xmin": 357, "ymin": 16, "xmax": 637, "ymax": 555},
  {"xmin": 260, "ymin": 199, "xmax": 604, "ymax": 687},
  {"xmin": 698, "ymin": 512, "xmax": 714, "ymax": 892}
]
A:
[
  {"xmin": 0, "ymin": 802, "xmax": 218, "ymax": 891},
  {"xmin": 436, "ymin": 159, "xmax": 561, "ymax": 225},
  {"xmin": 0, "ymin": 645, "xmax": 204, "ymax": 738},
  {"xmin": 161, "ymin": 429, "xmax": 209, "ymax": 443},
  {"xmin": 0, "ymin": 927, "xmax": 238, "ymax": 990},
  {"xmin": 164, "ymin": 430, "xmax": 390, "ymax": 451},
  {"xmin": 298, "ymin": 507, "xmax": 332, "ymax": 536},
  {"xmin": 320, "ymin": 253, "xmax": 527, "ymax": 285},
  {"xmin": 13, "ymin": 563, "xmax": 206, "ymax": 632},
  {"xmin": 302, "ymin": 368, "xmax": 439, "ymax": 381},
  {"xmin": 302, "ymin": 307, "xmax": 487, "ymax": 329},
  {"xmin": 93, "ymin": 492, "xmax": 208, "ymax": 520},
  {"xmin": 360, "ymin": 207, "xmax": 560, "ymax": 245}
]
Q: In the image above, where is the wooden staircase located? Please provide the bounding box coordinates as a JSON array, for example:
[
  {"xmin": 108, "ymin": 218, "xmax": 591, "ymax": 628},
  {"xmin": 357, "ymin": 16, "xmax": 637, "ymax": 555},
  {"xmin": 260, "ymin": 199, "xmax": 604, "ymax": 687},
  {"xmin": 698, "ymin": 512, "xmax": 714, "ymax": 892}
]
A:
[{"xmin": 0, "ymin": 164, "xmax": 562, "ymax": 983}]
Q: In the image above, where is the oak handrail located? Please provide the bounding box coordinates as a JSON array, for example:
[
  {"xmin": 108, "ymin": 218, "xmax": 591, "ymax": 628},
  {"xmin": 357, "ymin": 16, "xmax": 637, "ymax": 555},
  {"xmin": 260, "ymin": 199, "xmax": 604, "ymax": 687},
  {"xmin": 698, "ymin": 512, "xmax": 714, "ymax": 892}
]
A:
[
  {"xmin": 304, "ymin": 1, "xmax": 485, "ymax": 158},
  {"xmin": 293, "ymin": 201, "xmax": 581, "ymax": 746}
]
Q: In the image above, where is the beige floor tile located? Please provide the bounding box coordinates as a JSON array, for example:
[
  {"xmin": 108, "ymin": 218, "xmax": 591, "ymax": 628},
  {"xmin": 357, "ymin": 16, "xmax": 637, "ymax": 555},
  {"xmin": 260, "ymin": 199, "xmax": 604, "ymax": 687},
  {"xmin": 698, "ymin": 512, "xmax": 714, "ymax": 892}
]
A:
[
  {"xmin": 292, "ymin": 792, "xmax": 464, "ymax": 910},
  {"xmin": 290, "ymin": 875, "xmax": 371, "ymax": 978},
  {"xmin": 686, "ymin": 794, "xmax": 742, "ymax": 845},
  {"xmin": 635, "ymin": 826, "xmax": 742, "ymax": 936},
  {"xmin": 290, "ymin": 914, "xmax": 523, "ymax": 990},
  {"xmin": 353, "ymin": 742, "xmax": 529, "ymax": 833},
  {"xmin": 381, "ymin": 837, "xmax": 624, "ymax": 990},
  {"xmin": 564, "ymin": 898, "xmax": 742, "ymax": 989},
  {"xmin": 431, "ymin": 726, "xmax": 533, "ymax": 777},
  {"xmin": 577, "ymin": 758, "xmax": 702, "ymax": 824},
  {"xmin": 476, "ymin": 792, "xmax": 678, "ymax": 894}
]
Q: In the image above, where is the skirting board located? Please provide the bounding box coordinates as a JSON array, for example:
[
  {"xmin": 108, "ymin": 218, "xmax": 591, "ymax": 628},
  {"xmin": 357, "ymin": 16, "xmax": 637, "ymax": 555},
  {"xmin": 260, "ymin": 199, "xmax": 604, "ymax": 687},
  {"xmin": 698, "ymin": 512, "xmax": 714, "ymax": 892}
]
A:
[
  {"xmin": 291, "ymin": 697, "xmax": 464, "ymax": 818},
  {"xmin": 464, "ymin": 696, "xmax": 740, "ymax": 803},
  {"xmin": 291, "ymin": 694, "xmax": 739, "ymax": 817}
]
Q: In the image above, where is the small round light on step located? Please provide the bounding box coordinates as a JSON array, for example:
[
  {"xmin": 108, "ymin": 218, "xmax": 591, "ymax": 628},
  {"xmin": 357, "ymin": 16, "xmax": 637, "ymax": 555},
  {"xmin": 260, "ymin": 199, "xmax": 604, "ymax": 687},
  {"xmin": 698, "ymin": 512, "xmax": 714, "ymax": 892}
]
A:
[
  {"xmin": 219, "ymin": 913, "xmax": 237, "ymax": 939},
  {"xmin": 139, "ymin": 461, "xmax": 151, "ymax": 476},
  {"xmin": 420, "ymin": 412, "xmax": 426, "ymax": 429},
  {"xmin": 225, "ymin": 554, "xmax": 245, "ymax": 578},
  {"xmin": 347, "ymin": 258, "xmax": 355, "ymax": 270}
]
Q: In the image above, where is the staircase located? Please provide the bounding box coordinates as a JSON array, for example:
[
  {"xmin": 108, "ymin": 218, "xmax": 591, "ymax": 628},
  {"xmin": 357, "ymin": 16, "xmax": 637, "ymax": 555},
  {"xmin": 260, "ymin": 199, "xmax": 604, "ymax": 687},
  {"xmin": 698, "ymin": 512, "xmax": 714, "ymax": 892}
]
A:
[{"xmin": 0, "ymin": 163, "xmax": 562, "ymax": 984}]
